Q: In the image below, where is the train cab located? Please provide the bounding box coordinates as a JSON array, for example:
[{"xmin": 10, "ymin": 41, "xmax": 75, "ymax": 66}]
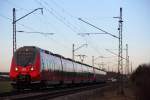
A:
[{"xmin": 9, "ymin": 46, "xmax": 41, "ymax": 87}]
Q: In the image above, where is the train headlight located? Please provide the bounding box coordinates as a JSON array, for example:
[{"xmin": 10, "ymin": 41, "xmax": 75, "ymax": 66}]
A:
[
  {"xmin": 30, "ymin": 67, "xmax": 34, "ymax": 71},
  {"xmin": 15, "ymin": 67, "xmax": 18, "ymax": 71}
]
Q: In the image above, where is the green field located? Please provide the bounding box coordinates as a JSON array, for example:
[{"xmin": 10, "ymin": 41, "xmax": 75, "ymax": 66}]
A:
[{"xmin": 0, "ymin": 81, "xmax": 12, "ymax": 93}]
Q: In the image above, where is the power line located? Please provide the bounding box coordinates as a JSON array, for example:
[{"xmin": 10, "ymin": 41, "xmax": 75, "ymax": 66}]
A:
[
  {"xmin": 12, "ymin": 8, "xmax": 43, "ymax": 54},
  {"xmin": 50, "ymin": 0, "xmax": 76, "ymax": 18},
  {"xmin": 2, "ymin": 0, "xmax": 56, "ymax": 33},
  {"xmin": 48, "ymin": 0, "xmax": 80, "ymax": 32},
  {"xmin": 49, "ymin": 0, "xmax": 81, "ymax": 31},
  {"xmin": 48, "ymin": 0, "xmax": 95, "ymax": 50},
  {"xmin": 0, "ymin": 12, "xmax": 64, "ymax": 54},
  {"xmin": 35, "ymin": 0, "xmax": 118, "ymax": 65},
  {"xmin": 78, "ymin": 18, "xmax": 119, "ymax": 39},
  {"xmin": 34, "ymin": 0, "xmax": 75, "ymax": 48},
  {"xmin": 36, "ymin": 0, "xmax": 101, "ymax": 59},
  {"xmin": 3, "ymin": 0, "xmax": 28, "ymax": 11},
  {"xmin": 0, "ymin": 14, "xmax": 37, "ymax": 31},
  {"xmin": 86, "ymin": 37, "xmax": 102, "ymax": 55},
  {"xmin": 36, "ymin": 0, "xmax": 78, "ymax": 33},
  {"xmin": 0, "ymin": 14, "xmax": 12, "ymax": 21}
]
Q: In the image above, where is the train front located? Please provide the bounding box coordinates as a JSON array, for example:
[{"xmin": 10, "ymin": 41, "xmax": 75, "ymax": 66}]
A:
[{"xmin": 9, "ymin": 46, "xmax": 41, "ymax": 88}]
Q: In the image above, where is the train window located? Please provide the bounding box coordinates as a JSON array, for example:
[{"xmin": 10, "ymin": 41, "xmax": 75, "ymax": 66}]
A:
[
  {"xmin": 48, "ymin": 55, "xmax": 54, "ymax": 71},
  {"xmin": 89, "ymin": 67, "xmax": 93, "ymax": 73},
  {"xmin": 72, "ymin": 62, "xmax": 76, "ymax": 72},
  {"xmin": 82, "ymin": 65, "xmax": 85, "ymax": 73},
  {"xmin": 44, "ymin": 56, "xmax": 46, "ymax": 70},
  {"xmin": 46, "ymin": 57, "xmax": 49, "ymax": 71},
  {"xmin": 63, "ymin": 60, "xmax": 66, "ymax": 72},
  {"xmin": 48, "ymin": 56, "xmax": 51, "ymax": 70},
  {"xmin": 53, "ymin": 56, "xmax": 61, "ymax": 71},
  {"xmin": 86, "ymin": 66, "xmax": 89, "ymax": 73},
  {"xmin": 68, "ymin": 60, "xmax": 74, "ymax": 72},
  {"xmin": 41, "ymin": 58, "xmax": 45, "ymax": 70},
  {"xmin": 76, "ymin": 63, "xmax": 79, "ymax": 72},
  {"xmin": 52, "ymin": 61, "xmax": 55, "ymax": 71},
  {"xmin": 47, "ymin": 56, "xmax": 50, "ymax": 70},
  {"xmin": 51, "ymin": 55, "xmax": 55, "ymax": 71},
  {"xmin": 76, "ymin": 63, "xmax": 82, "ymax": 73},
  {"xmin": 61, "ymin": 59, "xmax": 74, "ymax": 72},
  {"xmin": 41, "ymin": 52, "xmax": 49, "ymax": 71},
  {"xmin": 15, "ymin": 47, "xmax": 37, "ymax": 67},
  {"xmin": 41, "ymin": 55, "xmax": 45, "ymax": 70}
]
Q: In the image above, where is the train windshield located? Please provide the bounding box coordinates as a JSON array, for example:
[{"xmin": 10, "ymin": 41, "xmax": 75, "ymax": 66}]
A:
[{"xmin": 15, "ymin": 47, "xmax": 37, "ymax": 67}]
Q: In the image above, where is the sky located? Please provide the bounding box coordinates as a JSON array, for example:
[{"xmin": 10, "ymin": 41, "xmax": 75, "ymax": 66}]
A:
[{"xmin": 0, "ymin": 0, "xmax": 150, "ymax": 72}]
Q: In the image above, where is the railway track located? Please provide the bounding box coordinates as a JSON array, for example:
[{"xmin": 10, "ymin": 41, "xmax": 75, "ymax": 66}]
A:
[{"xmin": 0, "ymin": 83, "xmax": 110, "ymax": 100}]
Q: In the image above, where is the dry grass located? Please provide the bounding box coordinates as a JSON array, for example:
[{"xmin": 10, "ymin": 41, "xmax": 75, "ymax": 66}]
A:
[
  {"xmin": 52, "ymin": 84, "xmax": 136, "ymax": 100},
  {"xmin": 87, "ymin": 84, "xmax": 136, "ymax": 100},
  {"xmin": 96, "ymin": 88, "xmax": 135, "ymax": 100}
]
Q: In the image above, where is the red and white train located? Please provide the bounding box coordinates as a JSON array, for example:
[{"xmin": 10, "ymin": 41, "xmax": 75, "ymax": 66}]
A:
[{"xmin": 9, "ymin": 46, "xmax": 106, "ymax": 89}]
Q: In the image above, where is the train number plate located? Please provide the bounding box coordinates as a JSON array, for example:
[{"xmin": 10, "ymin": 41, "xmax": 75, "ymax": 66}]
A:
[{"xmin": 22, "ymin": 68, "xmax": 26, "ymax": 71}]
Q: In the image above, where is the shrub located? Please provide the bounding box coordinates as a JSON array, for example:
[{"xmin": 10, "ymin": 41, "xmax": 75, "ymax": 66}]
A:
[{"xmin": 130, "ymin": 64, "xmax": 150, "ymax": 100}]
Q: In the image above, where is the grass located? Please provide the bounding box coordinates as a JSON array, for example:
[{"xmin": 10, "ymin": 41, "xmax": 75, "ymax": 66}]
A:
[
  {"xmin": 87, "ymin": 84, "xmax": 136, "ymax": 100},
  {"xmin": 0, "ymin": 81, "xmax": 12, "ymax": 93}
]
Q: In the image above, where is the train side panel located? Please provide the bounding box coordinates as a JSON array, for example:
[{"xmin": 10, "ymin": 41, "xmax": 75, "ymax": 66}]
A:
[
  {"xmin": 61, "ymin": 58, "xmax": 75, "ymax": 84},
  {"xmin": 94, "ymin": 68, "xmax": 107, "ymax": 83},
  {"xmin": 40, "ymin": 51, "xmax": 63, "ymax": 85}
]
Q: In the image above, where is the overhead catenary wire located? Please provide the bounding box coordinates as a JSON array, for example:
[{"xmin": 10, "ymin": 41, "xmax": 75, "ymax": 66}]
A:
[
  {"xmin": 0, "ymin": 14, "xmax": 37, "ymax": 31},
  {"xmin": 35, "ymin": 0, "xmax": 105, "ymax": 58},
  {"xmin": 4, "ymin": 0, "xmax": 57, "ymax": 33},
  {"xmin": 1, "ymin": 0, "xmax": 71, "ymax": 50},
  {"xmin": 3, "ymin": 0, "xmax": 28, "ymax": 11},
  {"xmin": 36, "ymin": 0, "xmax": 77, "ymax": 33},
  {"xmin": 3, "ymin": 0, "xmax": 119, "ymax": 67},
  {"xmin": 46, "ymin": 0, "xmax": 80, "ymax": 31},
  {"xmin": 34, "ymin": 0, "xmax": 75, "ymax": 48},
  {"xmin": 47, "ymin": 0, "xmax": 95, "ymax": 49},
  {"xmin": 1, "ymin": 0, "xmax": 50, "ymax": 33},
  {"xmin": 49, "ymin": 0, "xmax": 81, "ymax": 31},
  {"xmin": 36, "ymin": 1, "xmax": 120, "ymax": 68},
  {"xmin": 50, "ymin": 0, "xmax": 75, "ymax": 18},
  {"xmin": 3, "ymin": 0, "xmax": 61, "ymax": 34},
  {"xmin": 0, "ymin": 13, "xmax": 70, "ymax": 51}
]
